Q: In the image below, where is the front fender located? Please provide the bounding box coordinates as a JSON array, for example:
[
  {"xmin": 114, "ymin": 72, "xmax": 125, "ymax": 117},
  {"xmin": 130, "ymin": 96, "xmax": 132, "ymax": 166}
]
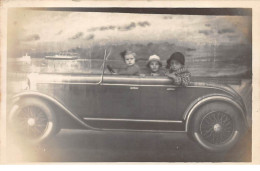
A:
[
  {"xmin": 184, "ymin": 93, "xmax": 248, "ymax": 132},
  {"xmin": 10, "ymin": 91, "xmax": 97, "ymax": 130}
]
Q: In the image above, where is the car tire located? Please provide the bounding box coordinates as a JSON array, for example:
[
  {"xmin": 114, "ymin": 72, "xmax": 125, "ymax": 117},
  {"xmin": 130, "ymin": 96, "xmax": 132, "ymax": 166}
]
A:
[
  {"xmin": 9, "ymin": 97, "xmax": 57, "ymax": 144},
  {"xmin": 189, "ymin": 101, "xmax": 245, "ymax": 152}
]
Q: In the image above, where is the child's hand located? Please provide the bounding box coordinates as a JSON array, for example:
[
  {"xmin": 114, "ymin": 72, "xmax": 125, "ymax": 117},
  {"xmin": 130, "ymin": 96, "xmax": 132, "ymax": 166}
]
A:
[{"xmin": 166, "ymin": 73, "xmax": 177, "ymax": 79}]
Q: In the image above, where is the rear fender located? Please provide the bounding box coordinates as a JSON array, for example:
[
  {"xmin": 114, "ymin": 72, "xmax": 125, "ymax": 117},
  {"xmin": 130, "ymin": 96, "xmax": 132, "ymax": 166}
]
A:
[{"xmin": 184, "ymin": 93, "xmax": 248, "ymax": 132}]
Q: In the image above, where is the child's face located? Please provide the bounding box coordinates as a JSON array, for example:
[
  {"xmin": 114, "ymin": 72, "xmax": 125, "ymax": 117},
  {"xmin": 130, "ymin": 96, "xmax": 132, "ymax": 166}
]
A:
[
  {"xmin": 149, "ymin": 60, "xmax": 160, "ymax": 73},
  {"xmin": 170, "ymin": 59, "xmax": 182, "ymax": 71},
  {"xmin": 124, "ymin": 54, "xmax": 136, "ymax": 66}
]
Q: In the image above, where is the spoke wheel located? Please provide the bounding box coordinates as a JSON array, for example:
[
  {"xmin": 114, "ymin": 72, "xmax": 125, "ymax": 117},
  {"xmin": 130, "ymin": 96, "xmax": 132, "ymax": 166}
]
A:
[
  {"xmin": 189, "ymin": 101, "xmax": 245, "ymax": 152},
  {"xmin": 15, "ymin": 106, "xmax": 49, "ymax": 139},
  {"xmin": 200, "ymin": 111, "xmax": 234, "ymax": 144},
  {"xmin": 9, "ymin": 98, "xmax": 57, "ymax": 144}
]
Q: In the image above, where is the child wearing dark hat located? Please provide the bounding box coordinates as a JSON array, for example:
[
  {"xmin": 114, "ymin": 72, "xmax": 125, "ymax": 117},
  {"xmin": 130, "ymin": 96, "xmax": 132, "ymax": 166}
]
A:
[
  {"xmin": 165, "ymin": 52, "xmax": 191, "ymax": 86},
  {"xmin": 107, "ymin": 50, "xmax": 140, "ymax": 75}
]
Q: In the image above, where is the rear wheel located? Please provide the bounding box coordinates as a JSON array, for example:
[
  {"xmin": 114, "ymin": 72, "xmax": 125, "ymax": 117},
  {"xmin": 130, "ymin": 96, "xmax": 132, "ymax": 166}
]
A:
[
  {"xmin": 189, "ymin": 101, "xmax": 245, "ymax": 152},
  {"xmin": 9, "ymin": 97, "xmax": 57, "ymax": 144}
]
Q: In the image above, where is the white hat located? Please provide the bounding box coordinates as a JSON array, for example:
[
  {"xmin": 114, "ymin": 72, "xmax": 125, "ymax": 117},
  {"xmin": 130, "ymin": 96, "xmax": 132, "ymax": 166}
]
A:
[{"xmin": 148, "ymin": 55, "xmax": 161, "ymax": 62}]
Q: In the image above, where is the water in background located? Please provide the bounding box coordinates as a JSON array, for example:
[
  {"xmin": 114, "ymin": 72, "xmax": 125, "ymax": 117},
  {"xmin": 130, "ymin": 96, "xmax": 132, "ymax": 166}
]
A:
[{"xmin": 8, "ymin": 57, "xmax": 250, "ymax": 78}]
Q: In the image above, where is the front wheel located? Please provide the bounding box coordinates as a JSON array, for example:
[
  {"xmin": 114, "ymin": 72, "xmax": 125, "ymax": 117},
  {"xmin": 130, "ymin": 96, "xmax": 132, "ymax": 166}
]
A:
[
  {"xmin": 9, "ymin": 97, "xmax": 57, "ymax": 144},
  {"xmin": 189, "ymin": 101, "xmax": 245, "ymax": 152}
]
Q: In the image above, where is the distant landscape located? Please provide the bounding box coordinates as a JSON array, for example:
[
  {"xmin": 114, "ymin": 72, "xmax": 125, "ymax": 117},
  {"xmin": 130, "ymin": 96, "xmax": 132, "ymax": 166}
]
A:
[
  {"xmin": 8, "ymin": 41, "xmax": 251, "ymax": 79},
  {"xmin": 7, "ymin": 9, "xmax": 252, "ymax": 79}
]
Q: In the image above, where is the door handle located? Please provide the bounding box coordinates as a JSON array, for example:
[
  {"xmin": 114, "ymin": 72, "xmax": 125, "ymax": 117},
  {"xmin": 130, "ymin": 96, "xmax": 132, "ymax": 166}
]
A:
[
  {"xmin": 166, "ymin": 88, "xmax": 175, "ymax": 91},
  {"xmin": 130, "ymin": 87, "xmax": 139, "ymax": 90}
]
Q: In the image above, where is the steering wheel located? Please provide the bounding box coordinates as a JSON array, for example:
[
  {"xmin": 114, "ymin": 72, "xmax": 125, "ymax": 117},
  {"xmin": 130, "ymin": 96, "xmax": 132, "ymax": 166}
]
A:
[{"xmin": 107, "ymin": 65, "xmax": 116, "ymax": 74}]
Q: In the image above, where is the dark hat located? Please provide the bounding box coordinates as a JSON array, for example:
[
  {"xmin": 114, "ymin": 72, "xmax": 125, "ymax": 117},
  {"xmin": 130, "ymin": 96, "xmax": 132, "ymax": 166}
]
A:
[{"xmin": 166, "ymin": 52, "xmax": 185, "ymax": 69}]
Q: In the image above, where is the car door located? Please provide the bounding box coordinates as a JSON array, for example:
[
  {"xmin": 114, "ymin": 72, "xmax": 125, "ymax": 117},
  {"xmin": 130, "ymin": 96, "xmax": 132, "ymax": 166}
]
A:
[
  {"xmin": 83, "ymin": 75, "xmax": 142, "ymax": 129},
  {"xmin": 138, "ymin": 76, "xmax": 184, "ymax": 131},
  {"xmin": 138, "ymin": 76, "xmax": 180, "ymax": 120}
]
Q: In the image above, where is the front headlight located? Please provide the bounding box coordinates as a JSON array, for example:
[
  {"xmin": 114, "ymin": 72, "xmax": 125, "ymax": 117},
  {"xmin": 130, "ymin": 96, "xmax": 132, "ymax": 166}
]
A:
[
  {"xmin": 21, "ymin": 78, "xmax": 30, "ymax": 90},
  {"xmin": 27, "ymin": 73, "xmax": 39, "ymax": 90}
]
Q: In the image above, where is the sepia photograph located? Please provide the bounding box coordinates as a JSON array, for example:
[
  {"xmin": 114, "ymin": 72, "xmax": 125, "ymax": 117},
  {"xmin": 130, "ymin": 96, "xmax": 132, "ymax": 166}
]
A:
[{"xmin": 1, "ymin": 3, "xmax": 256, "ymax": 163}]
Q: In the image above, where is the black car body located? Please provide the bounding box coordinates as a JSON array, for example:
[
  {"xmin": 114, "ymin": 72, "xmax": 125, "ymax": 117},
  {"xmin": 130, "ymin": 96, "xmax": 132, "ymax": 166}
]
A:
[{"xmin": 8, "ymin": 58, "xmax": 248, "ymax": 152}]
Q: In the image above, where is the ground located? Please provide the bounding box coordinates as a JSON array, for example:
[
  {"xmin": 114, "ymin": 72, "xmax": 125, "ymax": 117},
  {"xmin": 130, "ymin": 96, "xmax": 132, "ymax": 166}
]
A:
[{"xmin": 7, "ymin": 128, "xmax": 251, "ymax": 162}]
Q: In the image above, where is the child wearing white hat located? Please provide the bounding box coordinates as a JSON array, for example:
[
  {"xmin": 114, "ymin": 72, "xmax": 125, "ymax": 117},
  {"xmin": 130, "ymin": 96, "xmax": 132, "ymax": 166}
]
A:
[{"xmin": 146, "ymin": 54, "xmax": 164, "ymax": 76}]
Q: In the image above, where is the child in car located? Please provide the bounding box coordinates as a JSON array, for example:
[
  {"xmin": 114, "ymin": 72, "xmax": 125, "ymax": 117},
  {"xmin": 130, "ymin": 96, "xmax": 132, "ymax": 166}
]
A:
[
  {"xmin": 107, "ymin": 50, "xmax": 140, "ymax": 76},
  {"xmin": 165, "ymin": 52, "xmax": 191, "ymax": 86},
  {"xmin": 146, "ymin": 54, "xmax": 164, "ymax": 76}
]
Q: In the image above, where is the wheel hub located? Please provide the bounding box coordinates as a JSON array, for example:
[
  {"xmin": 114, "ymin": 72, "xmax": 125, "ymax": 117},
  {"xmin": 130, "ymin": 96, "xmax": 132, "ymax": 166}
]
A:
[
  {"xmin": 200, "ymin": 111, "xmax": 234, "ymax": 144},
  {"xmin": 213, "ymin": 123, "xmax": 222, "ymax": 132},
  {"xmin": 27, "ymin": 118, "xmax": 36, "ymax": 126}
]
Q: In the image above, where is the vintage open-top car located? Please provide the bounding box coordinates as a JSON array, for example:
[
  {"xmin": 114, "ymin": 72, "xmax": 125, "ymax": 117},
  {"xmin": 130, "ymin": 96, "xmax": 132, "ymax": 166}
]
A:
[{"xmin": 8, "ymin": 51, "xmax": 248, "ymax": 152}]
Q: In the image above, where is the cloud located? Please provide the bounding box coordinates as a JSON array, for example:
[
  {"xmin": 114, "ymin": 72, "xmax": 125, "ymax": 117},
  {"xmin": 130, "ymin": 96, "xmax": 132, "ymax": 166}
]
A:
[
  {"xmin": 69, "ymin": 32, "xmax": 84, "ymax": 40},
  {"xmin": 198, "ymin": 30, "xmax": 213, "ymax": 36},
  {"xmin": 108, "ymin": 25, "xmax": 116, "ymax": 30},
  {"xmin": 88, "ymin": 27, "xmax": 98, "ymax": 32},
  {"xmin": 137, "ymin": 21, "xmax": 150, "ymax": 27},
  {"xmin": 117, "ymin": 21, "xmax": 150, "ymax": 31},
  {"xmin": 218, "ymin": 28, "xmax": 235, "ymax": 34},
  {"xmin": 100, "ymin": 26, "xmax": 110, "ymax": 31},
  {"xmin": 85, "ymin": 34, "xmax": 94, "ymax": 40},
  {"xmin": 56, "ymin": 30, "xmax": 63, "ymax": 35},
  {"xmin": 100, "ymin": 25, "xmax": 116, "ymax": 31},
  {"xmin": 163, "ymin": 16, "xmax": 172, "ymax": 20},
  {"xmin": 88, "ymin": 25, "xmax": 116, "ymax": 32},
  {"xmin": 118, "ymin": 22, "xmax": 136, "ymax": 31},
  {"xmin": 20, "ymin": 34, "xmax": 40, "ymax": 41},
  {"xmin": 87, "ymin": 21, "xmax": 150, "ymax": 33},
  {"xmin": 227, "ymin": 35, "xmax": 239, "ymax": 41},
  {"xmin": 186, "ymin": 48, "xmax": 196, "ymax": 51}
]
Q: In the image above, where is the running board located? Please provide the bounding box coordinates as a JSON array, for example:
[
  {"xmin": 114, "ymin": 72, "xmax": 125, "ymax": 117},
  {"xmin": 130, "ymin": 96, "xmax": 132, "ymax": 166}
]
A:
[{"xmin": 83, "ymin": 117, "xmax": 185, "ymax": 131}]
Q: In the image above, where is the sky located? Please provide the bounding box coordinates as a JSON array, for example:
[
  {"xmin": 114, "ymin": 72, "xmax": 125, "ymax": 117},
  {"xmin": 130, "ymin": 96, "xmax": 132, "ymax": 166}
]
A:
[
  {"xmin": 7, "ymin": 9, "xmax": 252, "ymax": 77},
  {"xmin": 8, "ymin": 9, "xmax": 251, "ymax": 51}
]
